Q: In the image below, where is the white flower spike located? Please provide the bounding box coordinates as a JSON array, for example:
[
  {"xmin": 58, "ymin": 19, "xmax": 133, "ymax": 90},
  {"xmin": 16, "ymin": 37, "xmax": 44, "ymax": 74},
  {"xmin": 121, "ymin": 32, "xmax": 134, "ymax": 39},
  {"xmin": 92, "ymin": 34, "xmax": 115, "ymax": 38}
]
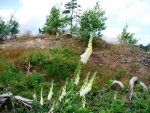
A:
[
  {"xmin": 80, "ymin": 34, "xmax": 93, "ymax": 64},
  {"xmin": 80, "ymin": 72, "xmax": 97, "ymax": 97},
  {"xmin": 48, "ymin": 81, "xmax": 54, "ymax": 100},
  {"xmin": 59, "ymin": 84, "xmax": 66, "ymax": 101},
  {"xmin": 74, "ymin": 63, "xmax": 82, "ymax": 85},
  {"xmin": 48, "ymin": 101, "xmax": 55, "ymax": 113},
  {"xmin": 40, "ymin": 87, "xmax": 43, "ymax": 106}
]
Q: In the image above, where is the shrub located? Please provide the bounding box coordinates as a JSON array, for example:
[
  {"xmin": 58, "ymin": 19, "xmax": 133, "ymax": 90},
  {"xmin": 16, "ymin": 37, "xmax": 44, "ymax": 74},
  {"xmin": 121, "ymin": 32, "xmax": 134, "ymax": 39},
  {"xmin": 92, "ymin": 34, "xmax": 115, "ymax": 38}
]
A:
[
  {"xmin": 41, "ymin": 5, "xmax": 68, "ymax": 34},
  {"xmin": 46, "ymin": 47, "xmax": 78, "ymax": 81},
  {"xmin": 79, "ymin": 1, "xmax": 107, "ymax": 43},
  {"xmin": 28, "ymin": 50, "xmax": 45, "ymax": 67},
  {"xmin": 0, "ymin": 64, "xmax": 23, "ymax": 86},
  {"xmin": 118, "ymin": 24, "xmax": 138, "ymax": 45},
  {"xmin": 24, "ymin": 72, "xmax": 45, "ymax": 89}
]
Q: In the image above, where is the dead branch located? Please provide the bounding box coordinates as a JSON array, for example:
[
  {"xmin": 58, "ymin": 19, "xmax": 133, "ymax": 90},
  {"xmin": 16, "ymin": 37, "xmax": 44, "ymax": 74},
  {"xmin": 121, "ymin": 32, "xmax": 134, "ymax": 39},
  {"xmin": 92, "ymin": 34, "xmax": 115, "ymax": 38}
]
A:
[
  {"xmin": 112, "ymin": 80, "xmax": 125, "ymax": 89},
  {"xmin": 129, "ymin": 76, "xmax": 148, "ymax": 100},
  {"xmin": 25, "ymin": 62, "xmax": 31, "ymax": 75},
  {"xmin": 0, "ymin": 92, "xmax": 33, "ymax": 108}
]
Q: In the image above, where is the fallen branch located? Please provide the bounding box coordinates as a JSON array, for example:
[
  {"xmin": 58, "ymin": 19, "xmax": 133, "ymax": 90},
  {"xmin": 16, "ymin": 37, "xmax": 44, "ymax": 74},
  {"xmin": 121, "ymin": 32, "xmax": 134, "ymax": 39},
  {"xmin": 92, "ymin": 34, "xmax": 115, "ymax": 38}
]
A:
[
  {"xmin": 14, "ymin": 95, "xmax": 33, "ymax": 104},
  {"xmin": 112, "ymin": 80, "xmax": 125, "ymax": 89},
  {"xmin": 129, "ymin": 76, "xmax": 148, "ymax": 100},
  {"xmin": 0, "ymin": 92, "xmax": 12, "ymax": 98},
  {"xmin": 0, "ymin": 92, "xmax": 33, "ymax": 108},
  {"xmin": 111, "ymin": 76, "xmax": 148, "ymax": 101}
]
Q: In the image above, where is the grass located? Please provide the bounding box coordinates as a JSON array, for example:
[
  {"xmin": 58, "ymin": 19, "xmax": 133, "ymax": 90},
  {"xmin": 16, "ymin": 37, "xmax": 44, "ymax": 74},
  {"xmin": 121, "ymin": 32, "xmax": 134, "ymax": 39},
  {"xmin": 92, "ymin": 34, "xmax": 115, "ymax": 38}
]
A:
[{"xmin": 0, "ymin": 34, "xmax": 150, "ymax": 112}]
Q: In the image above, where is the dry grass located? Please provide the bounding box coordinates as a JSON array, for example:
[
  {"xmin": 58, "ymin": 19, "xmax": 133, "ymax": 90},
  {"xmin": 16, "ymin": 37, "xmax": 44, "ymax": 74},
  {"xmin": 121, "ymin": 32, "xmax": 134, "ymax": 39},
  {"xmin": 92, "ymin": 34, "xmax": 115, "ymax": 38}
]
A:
[
  {"xmin": 18, "ymin": 30, "xmax": 33, "ymax": 41},
  {"xmin": 0, "ymin": 34, "xmax": 149, "ymax": 86}
]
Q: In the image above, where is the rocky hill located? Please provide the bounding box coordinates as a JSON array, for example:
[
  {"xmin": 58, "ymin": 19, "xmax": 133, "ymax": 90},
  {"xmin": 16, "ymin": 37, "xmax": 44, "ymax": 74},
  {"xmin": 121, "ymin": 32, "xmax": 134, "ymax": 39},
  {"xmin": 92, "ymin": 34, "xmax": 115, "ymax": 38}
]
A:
[{"xmin": 0, "ymin": 34, "xmax": 150, "ymax": 85}]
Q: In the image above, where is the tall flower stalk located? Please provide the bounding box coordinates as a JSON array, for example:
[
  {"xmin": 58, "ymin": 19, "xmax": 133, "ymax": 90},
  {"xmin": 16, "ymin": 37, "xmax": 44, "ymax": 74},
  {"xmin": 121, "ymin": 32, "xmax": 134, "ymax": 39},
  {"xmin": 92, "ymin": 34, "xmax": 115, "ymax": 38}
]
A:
[
  {"xmin": 48, "ymin": 101, "xmax": 55, "ymax": 113},
  {"xmin": 40, "ymin": 87, "xmax": 43, "ymax": 106},
  {"xmin": 48, "ymin": 81, "xmax": 54, "ymax": 100},
  {"xmin": 80, "ymin": 34, "xmax": 93, "ymax": 64},
  {"xmin": 74, "ymin": 62, "xmax": 82, "ymax": 85},
  {"xmin": 59, "ymin": 81, "xmax": 67, "ymax": 101},
  {"xmin": 81, "ymin": 96, "xmax": 86, "ymax": 109},
  {"xmin": 80, "ymin": 72, "xmax": 97, "ymax": 97}
]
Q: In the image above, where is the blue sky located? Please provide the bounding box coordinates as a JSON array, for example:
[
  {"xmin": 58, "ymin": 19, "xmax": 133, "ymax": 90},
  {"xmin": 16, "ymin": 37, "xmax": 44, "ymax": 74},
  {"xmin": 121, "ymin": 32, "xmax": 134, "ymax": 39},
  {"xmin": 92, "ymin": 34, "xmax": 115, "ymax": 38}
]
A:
[
  {"xmin": 0, "ymin": 0, "xmax": 22, "ymax": 10},
  {"xmin": 0, "ymin": 0, "xmax": 150, "ymax": 45}
]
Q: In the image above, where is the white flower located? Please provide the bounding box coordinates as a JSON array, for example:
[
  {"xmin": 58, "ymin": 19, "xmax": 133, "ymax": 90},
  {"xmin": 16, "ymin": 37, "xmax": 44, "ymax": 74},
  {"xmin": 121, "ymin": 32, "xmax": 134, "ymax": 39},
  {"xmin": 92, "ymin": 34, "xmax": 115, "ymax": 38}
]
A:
[
  {"xmin": 80, "ymin": 84, "xmax": 92, "ymax": 97},
  {"xmin": 80, "ymin": 34, "xmax": 93, "ymax": 64},
  {"xmin": 48, "ymin": 82, "xmax": 53, "ymax": 100},
  {"xmin": 74, "ymin": 75, "xmax": 80, "ymax": 85},
  {"xmin": 59, "ymin": 85, "xmax": 66, "ymax": 101},
  {"xmin": 40, "ymin": 88, "xmax": 43, "ymax": 106},
  {"xmin": 80, "ymin": 72, "xmax": 96, "ymax": 97},
  {"xmin": 74, "ymin": 63, "xmax": 82, "ymax": 85}
]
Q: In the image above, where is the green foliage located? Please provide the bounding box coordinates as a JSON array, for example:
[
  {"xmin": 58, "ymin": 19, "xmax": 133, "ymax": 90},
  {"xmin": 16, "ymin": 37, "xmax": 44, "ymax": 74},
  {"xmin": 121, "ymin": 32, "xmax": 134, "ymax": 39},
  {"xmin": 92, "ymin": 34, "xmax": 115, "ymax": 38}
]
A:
[
  {"xmin": 139, "ymin": 43, "xmax": 150, "ymax": 52},
  {"xmin": 63, "ymin": 0, "xmax": 81, "ymax": 33},
  {"xmin": 0, "ymin": 16, "xmax": 9, "ymax": 41},
  {"xmin": 0, "ymin": 14, "xmax": 19, "ymax": 41},
  {"xmin": 41, "ymin": 5, "xmax": 68, "ymax": 35},
  {"xmin": 24, "ymin": 72, "xmax": 45, "ymax": 89},
  {"xmin": 46, "ymin": 47, "xmax": 78, "ymax": 81},
  {"xmin": 79, "ymin": 1, "xmax": 107, "ymax": 42},
  {"xmin": 118, "ymin": 24, "xmax": 138, "ymax": 45},
  {"xmin": 7, "ymin": 14, "xmax": 19, "ymax": 36},
  {"xmin": 0, "ymin": 64, "xmax": 23, "ymax": 86},
  {"xmin": 70, "ymin": 24, "xmax": 80, "ymax": 35},
  {"xmin": 28, "ymin": 50, "xmax": 45, "ymax": 67},
  {"xmin": 111, "ymin": 69, "xmax": 126, "ymax": 79}
]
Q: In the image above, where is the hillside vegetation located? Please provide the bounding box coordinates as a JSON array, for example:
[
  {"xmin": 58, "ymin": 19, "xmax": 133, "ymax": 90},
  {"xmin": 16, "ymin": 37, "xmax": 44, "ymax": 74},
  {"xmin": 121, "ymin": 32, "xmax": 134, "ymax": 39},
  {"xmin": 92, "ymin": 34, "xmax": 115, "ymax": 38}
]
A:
[{"xmin": 0, "ymin": 34, "xmax": 150, "ymax": 112}]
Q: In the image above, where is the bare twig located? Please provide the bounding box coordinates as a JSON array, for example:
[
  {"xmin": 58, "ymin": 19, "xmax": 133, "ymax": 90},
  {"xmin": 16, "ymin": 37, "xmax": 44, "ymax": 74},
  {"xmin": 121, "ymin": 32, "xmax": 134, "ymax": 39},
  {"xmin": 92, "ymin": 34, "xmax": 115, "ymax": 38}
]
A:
[
  {"xmin": 112, "ymin": 80, "xmax": 125, "ymax": 89},
  {"xmin": 25, "ymin": 62, "xmax": 31, "ymax": 75}
]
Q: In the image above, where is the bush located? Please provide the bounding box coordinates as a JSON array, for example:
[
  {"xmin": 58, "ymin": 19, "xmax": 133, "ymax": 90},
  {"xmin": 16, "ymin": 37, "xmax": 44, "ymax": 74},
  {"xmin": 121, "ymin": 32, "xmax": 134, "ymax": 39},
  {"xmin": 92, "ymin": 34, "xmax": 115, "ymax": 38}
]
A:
[
  {"xmin": 118, "ymin": 24, "xmax": 138, "ymax": 45},
  {"xmin": 28, "ymin": 50, "xmax": 45, "ymax": 67},
  {"xmin": 79, "ymin": 1, "xmax": 107, "ymax": 43},
  {"xmin": 41, "ymin": 5, "xmax": 68, "ymax": 34},
  {"xmin": 46, "ymin": 47, "xmax": 78, "ymax": 81},
  {"xmin": 0, "ymin": 16, "xmax": 9, "ymax": 40},
  {"xmin": 0, "ymin": 14, "xmax": 19, "ymax": 41},
  {"xmin": 0, "ymin": 64, "xmax": 23, "ymax": 86},
  {"xmin": 24, "ymin": 72, "xmax": 45, "ymax": 89}
]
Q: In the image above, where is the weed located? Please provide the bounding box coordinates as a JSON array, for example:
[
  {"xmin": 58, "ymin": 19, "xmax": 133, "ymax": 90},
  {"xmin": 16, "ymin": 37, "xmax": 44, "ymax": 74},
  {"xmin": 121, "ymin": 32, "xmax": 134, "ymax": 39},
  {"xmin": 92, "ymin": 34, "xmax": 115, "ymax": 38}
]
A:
[{"xmin": 0, "ymin": 64, "xmax": 23, "ymax": 86}]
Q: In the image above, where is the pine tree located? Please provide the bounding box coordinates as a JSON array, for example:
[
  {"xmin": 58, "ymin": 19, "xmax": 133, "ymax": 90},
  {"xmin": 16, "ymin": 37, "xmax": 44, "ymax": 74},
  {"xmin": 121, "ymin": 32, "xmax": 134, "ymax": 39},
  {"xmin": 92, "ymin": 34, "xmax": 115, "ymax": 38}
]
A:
[{"xmin": 63, "ymin": 0, "xmax": 81, "ymax": 34}]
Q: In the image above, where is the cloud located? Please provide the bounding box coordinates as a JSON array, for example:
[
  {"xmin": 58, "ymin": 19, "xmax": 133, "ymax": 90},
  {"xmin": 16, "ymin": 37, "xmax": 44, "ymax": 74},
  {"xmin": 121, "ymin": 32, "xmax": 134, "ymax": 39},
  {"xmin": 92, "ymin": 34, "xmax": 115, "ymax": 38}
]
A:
[
  {"xmin": 0, "ymin": 9, "xmax": 15, "ymax": 21},
  {"xmin": 118, "ymin": 1, "xmax": 147, "ymax": 22},
  {"xmin": 0, "ymin": 0, "xmax": 150, "ymax": 45},
  {"xmin": 142, "ymin": 13, "xmax": 150, "ymax": 25},
  {"xmin": 103, "ymin": 25, "xmax": 141, "ymax": 44},
  {"xmin": 15, "ymin": 0, "xmax": 59, "ymax": 33}
]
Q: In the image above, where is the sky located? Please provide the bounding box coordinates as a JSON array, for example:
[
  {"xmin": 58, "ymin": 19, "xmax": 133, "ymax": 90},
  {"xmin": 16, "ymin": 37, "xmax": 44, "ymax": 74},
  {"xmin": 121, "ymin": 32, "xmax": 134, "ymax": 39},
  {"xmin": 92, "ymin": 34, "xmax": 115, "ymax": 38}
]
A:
[{"xmin": 0, "ymin": 0, "xmax": 150, "ymax": 45}]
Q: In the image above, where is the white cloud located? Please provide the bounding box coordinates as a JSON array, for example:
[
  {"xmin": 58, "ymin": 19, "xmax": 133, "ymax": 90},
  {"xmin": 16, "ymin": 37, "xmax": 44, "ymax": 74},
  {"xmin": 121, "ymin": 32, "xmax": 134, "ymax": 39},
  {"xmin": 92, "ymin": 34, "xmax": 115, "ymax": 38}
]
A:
[
  {"xmin": 15, "ymin": 0, "xmax": 60, "ymax": 33},
  {"xmin": 142, "ymin": 13, "xmax": 150, "ymax": 25},
  {"xmin": 0, "ymin": 0, "xmax": 150, "ymax": 45},
  {"xmin": 128, "ymin": 26, "xmax": 141, "ymax": 33},
  {"xmin": 103, "ymin": 26, "xmax": 141, "ymax": 44},
  {"xmin": 118, "ymin": 1, "xmax": 147, "ymax": 21},
  {"xmin": 0, "ymin": 9, "xmax": 15, "ymax": 21},
  {"xmin": 102, "ymin": 27, "xmax": 122, "ymax": 43}
]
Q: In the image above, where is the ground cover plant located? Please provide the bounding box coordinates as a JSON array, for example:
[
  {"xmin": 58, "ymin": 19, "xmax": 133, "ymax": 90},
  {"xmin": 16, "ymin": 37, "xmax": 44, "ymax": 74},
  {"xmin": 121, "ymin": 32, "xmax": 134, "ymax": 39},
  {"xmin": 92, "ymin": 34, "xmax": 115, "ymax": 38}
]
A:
[{"xmin": 0, "ymin": 33, "xmax": 150, "ymax": 113}]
